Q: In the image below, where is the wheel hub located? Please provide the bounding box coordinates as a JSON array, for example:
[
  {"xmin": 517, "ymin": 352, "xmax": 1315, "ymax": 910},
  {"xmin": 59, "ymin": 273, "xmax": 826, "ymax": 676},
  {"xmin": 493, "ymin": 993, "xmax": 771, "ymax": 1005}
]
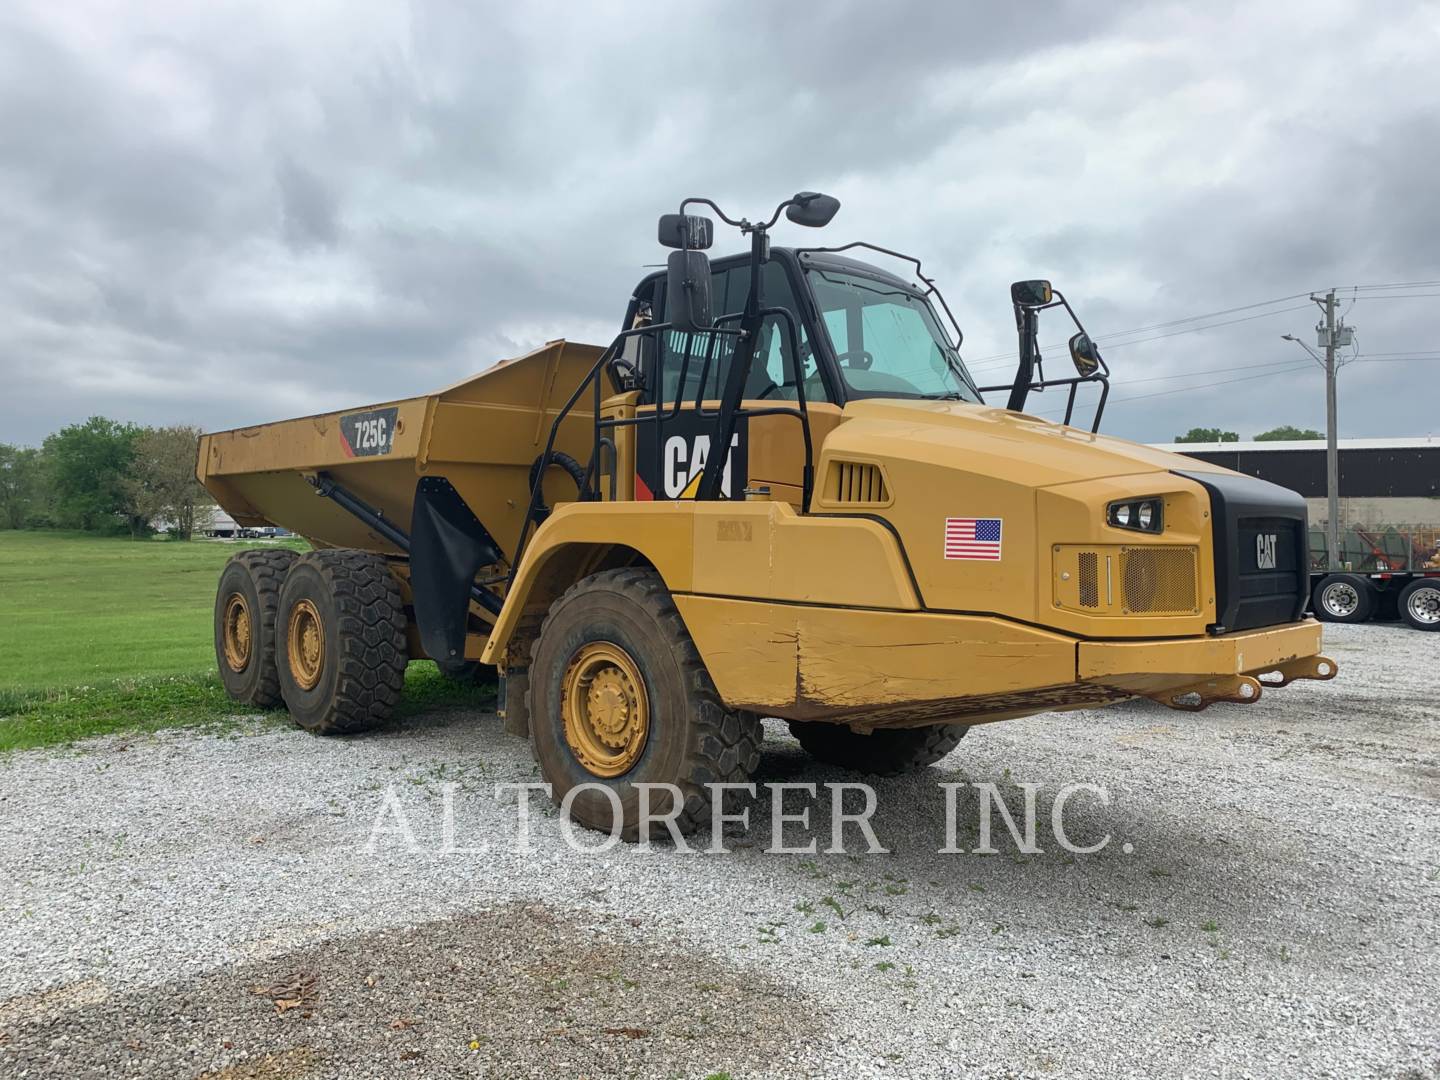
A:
[
  {"xmin": 561, "ymin": 642, "xmax": 649, "ymax": 777},
  {"xmin": 1408, "ymin": 585, "xmax": 1440, "ymax": 624},
  {"xmin": 287, "ymin": 598, "xmax": 326, "ymax": 690},
  {"xmin": 222, "ymin": 593, "xmax": 252, "ymax": 673},
  {"xmin": 1323, "ymin": 582, "xmax": 1358, "ymax": 618}
]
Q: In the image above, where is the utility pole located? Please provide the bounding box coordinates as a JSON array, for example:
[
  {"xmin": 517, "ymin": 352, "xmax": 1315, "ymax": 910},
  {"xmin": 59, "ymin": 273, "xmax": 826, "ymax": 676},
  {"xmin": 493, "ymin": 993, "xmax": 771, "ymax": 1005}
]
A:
[
  {"xmin": 1321, "ymin": 289, "xmax": 1340, "ymax": 571},
  {"xmin": 1282, "ymin": 290, "xmax": 1349, "ymax": 571}
]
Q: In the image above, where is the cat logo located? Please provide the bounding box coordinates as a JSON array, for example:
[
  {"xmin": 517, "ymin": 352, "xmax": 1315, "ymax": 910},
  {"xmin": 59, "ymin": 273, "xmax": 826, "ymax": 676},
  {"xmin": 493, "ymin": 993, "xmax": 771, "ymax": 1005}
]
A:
[
  {"xmin": 635, "ymin": 414, "xmax": 748, "ymax": 501},
  {"xmin": 1256, "ymin": 532, "xmax": 1278, "ymax": 570}
]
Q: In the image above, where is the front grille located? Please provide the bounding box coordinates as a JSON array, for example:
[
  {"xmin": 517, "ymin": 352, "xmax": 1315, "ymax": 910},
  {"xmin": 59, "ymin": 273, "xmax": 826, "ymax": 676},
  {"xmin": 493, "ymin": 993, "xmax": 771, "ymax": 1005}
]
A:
[
  {"xmin": 1233, "ymin": 515, "xmax": 1307, "ymax": 627},
  {"xmin": 1120, "ymin": 546, "xmax": 1197, "ymax": 614},
  {"xmin": 1173, "ymin": 469, "xmax": 1309, "ymax": 631}
]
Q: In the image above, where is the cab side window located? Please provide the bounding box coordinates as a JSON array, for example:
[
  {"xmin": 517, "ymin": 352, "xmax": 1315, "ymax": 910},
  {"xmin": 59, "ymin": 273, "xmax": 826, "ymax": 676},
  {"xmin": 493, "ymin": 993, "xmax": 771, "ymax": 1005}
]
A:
[{"xmin": 651, "ymin": 261, "xmax": 833, "ymax": 404}]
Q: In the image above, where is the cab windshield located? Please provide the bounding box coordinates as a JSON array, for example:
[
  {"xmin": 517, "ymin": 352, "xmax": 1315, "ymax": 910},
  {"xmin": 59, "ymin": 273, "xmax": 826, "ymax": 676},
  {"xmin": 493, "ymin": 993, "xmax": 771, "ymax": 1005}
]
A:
[{"xmin": 806, "ymin": 266, "xmax": 980, "ymax": 402}]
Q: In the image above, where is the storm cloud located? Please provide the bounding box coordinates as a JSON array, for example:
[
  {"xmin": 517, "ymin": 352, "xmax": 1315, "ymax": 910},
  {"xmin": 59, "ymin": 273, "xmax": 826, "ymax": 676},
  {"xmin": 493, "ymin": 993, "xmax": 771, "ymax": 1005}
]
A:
[{"xmin": 1, "ymin": 0, "xmax": 1437, "ymax": 445}]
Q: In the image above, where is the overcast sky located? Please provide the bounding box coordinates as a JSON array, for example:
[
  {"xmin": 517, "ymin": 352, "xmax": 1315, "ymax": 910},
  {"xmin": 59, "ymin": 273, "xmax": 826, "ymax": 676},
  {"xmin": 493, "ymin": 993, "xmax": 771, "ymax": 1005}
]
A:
[{"xmin": 2, "ymin": 0, "xmax": 1437, "ymax": 448}]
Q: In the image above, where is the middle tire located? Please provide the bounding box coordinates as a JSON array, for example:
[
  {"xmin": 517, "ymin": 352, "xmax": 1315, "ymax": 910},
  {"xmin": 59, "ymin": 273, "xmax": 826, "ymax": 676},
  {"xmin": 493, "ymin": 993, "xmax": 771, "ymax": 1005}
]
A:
[
  {"xmin": 527, "ymin": 567, "xmax": 762, "ymax": 838},
  {"xmin": 276, "ymin": 549, "xmax": 408, "ymax": 734},
  {"xmin": 787, "ymin": 720, "xmax": 969, "ymax": 777}
]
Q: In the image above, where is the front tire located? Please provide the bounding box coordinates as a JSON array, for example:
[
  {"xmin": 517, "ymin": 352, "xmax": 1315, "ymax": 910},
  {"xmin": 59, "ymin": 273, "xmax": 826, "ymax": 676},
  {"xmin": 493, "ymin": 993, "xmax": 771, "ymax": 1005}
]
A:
[
  {"xmin": 276, "ymin": 550, "xmax": 408, "ymax": 734},
  {"xmin": 1312, "ymin": 573, "xmax": 1374, "ymax": 623},
  {"xmin": 1398, "ymin": 576, "xmax": 1440, "ymax": 631},
  {"xmin": 788, "ymin": 721, "xmax": 969, "ymax": 776},
  {"xmin": 214, "ymin": 549, "xmax": 299, "ymax": 708},
  {"xmin": 527, "ymin": 568, "xmax": 762, "ymax": 838}
]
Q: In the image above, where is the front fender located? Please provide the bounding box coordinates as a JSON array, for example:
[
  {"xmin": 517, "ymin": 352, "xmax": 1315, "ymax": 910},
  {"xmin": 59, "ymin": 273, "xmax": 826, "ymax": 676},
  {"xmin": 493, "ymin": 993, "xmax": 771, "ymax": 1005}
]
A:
[{"xmin": 481, "ymin": 500, "xmax": 919, "ymax": 665}]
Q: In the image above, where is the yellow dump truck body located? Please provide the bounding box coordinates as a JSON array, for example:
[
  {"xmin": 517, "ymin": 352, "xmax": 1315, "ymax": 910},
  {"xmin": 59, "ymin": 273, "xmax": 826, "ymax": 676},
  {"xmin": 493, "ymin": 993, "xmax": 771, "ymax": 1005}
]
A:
[{"xmin": 198, "ymin": 339, "xmax": 604, "ymax": 560}]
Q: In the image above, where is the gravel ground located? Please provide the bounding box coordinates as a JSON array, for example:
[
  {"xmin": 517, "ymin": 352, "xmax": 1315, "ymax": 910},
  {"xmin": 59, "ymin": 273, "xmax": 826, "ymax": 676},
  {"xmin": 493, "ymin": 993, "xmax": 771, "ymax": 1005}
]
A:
[{"xmin": 1, "ymin": 622, "xmax": 1436, "ymax": 1079}]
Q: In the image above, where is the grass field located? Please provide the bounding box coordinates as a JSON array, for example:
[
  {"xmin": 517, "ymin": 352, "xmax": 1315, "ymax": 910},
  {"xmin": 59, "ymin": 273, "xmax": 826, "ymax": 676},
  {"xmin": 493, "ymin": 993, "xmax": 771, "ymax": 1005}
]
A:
[
  {"xmin": 0, "ymin": 531, "xmax": 310, "ymax": 691},
  {"xmin": 0, "ymin": 531, "xmax": 493, "ymax": 751}
]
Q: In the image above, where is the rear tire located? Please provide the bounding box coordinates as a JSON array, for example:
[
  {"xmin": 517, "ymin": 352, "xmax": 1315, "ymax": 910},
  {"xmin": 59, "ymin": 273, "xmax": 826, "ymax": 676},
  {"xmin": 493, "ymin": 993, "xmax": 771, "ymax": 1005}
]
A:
[
  {"xmin": 1311, "ymin": 573, "xmax": 1374, "ymax": 623},
  {"xmin": 214, "ymin": 549, "xmax": 299, "ymax": 708},
  {"xmin": 788, "ymin": 721, "xmax": 969, "ymax": 777},
  {"xmin": 527, "ymin": 568, "xmax": 762, "ymax": 839},
  {"xmin": 1398, "ymin": 576, "xmax": 1440, "ymax": 631},
  {"xmin": 276, "ymin": 550, "xmax": 408, "ymax": 734}
]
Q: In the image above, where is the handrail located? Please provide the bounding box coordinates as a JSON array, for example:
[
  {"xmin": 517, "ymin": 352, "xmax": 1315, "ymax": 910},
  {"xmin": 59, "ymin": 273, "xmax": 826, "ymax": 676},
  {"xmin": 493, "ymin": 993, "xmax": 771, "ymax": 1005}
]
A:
[{"xmin": 975, "ymin": 371, "xmax": 1111, "ymax": 431}]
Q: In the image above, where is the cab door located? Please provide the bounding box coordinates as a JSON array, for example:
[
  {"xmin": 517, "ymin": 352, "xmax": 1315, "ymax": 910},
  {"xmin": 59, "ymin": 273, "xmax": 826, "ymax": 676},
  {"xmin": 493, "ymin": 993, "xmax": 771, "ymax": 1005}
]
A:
[{"xmin": 631, "ymin": 258, "xmax": 840, "ymax": 506}]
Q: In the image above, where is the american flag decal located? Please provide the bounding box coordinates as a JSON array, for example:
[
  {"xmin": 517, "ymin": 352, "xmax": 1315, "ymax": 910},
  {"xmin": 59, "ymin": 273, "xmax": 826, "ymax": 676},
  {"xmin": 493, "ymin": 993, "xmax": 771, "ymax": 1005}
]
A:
[{"xmin": 944, "ymin": 517, "xmax": 1002, "ymax": 561}]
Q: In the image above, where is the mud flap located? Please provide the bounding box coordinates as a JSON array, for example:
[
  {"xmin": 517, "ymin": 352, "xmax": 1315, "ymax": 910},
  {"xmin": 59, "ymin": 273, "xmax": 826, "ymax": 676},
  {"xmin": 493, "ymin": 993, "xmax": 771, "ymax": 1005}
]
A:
[{"xmin": 409, "ymin": 476, "xmax": 503, "ymax": 664}]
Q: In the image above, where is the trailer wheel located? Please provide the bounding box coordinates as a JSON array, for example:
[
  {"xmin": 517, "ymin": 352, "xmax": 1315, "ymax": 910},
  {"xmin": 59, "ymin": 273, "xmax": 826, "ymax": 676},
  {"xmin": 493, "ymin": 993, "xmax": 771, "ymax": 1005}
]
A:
[
  {"xmin": 787, "ymin": 721, "xmax": 969, "ymax": 776},
  {"xmin": 526, "ymin": 568, "xmax": 762, "ymax": 839},
  {"xmin": 1312, "ymin": 573, "xmax": 1374, "ymax": 623},
  {"xmin": 276, "ymin": 550, "xmax": 408, "ymax": 734},
  {"xmin": 214, "ymin": 549, "xmax": 299, "ymax": 708},
  {"xmin": 1398, "ymin": 576, "xmax": 1440, "ymax": 631}
]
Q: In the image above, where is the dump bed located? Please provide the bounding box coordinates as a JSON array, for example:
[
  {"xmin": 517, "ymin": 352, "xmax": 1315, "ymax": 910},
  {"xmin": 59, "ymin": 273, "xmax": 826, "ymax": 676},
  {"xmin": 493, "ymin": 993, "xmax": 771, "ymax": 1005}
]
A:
[{"xmin": 197, "ymin": 340, "xmax": 606, "ymax": 559}]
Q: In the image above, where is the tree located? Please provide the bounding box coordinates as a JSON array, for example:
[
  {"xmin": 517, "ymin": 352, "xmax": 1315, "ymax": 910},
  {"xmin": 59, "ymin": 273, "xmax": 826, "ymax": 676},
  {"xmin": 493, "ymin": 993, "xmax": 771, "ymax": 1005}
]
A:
[
  {"xmin": 1254, "ymin": 425, "xmax": 1323, "ymax": 441},
  {"xmin": 1175, "ymin": 428, "xmax": 1239, "ymax": 443},
  {"xmin": 42, "ymin": 417, "xmax": 141, "ymax": 532},
  {"xmin": 122, "ymin": 425, "xmax": 206, "ymax": 539},
  {"xmin": 0, "ymin": 444, "xmax": 45, "ymax": 529}
]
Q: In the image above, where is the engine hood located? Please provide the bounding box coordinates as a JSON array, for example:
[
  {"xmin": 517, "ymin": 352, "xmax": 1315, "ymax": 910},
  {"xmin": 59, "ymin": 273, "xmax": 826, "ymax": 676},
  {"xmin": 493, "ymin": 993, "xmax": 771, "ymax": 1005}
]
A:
[{"xmin": 838, "ymin": 398, "xmax": 1227, "ymax": 488}]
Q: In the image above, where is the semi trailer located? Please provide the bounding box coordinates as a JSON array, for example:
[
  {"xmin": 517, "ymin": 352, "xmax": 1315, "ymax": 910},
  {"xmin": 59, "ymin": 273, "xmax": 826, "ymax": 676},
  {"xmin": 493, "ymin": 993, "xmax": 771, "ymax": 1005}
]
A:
[{"xmin": 198, "ymin": 192, "xmax": 1337, "ymax": 836}]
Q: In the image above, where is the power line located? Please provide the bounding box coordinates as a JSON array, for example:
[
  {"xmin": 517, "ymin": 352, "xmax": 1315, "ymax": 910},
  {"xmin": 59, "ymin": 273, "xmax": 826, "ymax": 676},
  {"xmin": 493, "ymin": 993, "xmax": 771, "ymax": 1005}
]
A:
[
  {"xmin": 1353, "ymin": 361, "xmax": 1440, "ymax": 371},
  {"xmin": 962, "ymin": 282, "xmax": 1439, "ymax": 371},
  {"xmin": 966, "ymin": 302, "xmax": 1315, "ymax": 371},
  {"xmin": 1336, "ymin": 280, "xmax": 1440, "ymax": 291},
  {"xmin": 1109, "ymin": 356, "xmax": 1311, "ymax": 385},
  {"xmin": 1031, "ymin": 361, "xmax": 1314, "ymax": 417},
  {"xmin": 1104, "ymin": 363, "xmax": 1314, "ymax": 404},
  {"xmin": 1088, "ymin": 291, "xmax": 1317, "ymax": 340},
  {"xmin": 1350, "ymin": 293, "xmax": 1440, "ymax": 300},
  {"xmin": 1099, "ymin": 304, "xmax": 1316, "ymax": 348},
  {"xmin": 1351, "ymin": 349, "xmax": 1440, "ymax": 357},
  {"xmin": 964, "ymin": 297, "xmax": 1319, "ymax": 368}
]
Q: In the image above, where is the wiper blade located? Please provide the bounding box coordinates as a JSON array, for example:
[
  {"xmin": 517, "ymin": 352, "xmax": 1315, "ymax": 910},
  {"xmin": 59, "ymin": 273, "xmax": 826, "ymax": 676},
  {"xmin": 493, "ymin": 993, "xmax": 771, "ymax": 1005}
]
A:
[{"xmin": 919, "ymin": 391, "xmax": 964, "ymax": 400}]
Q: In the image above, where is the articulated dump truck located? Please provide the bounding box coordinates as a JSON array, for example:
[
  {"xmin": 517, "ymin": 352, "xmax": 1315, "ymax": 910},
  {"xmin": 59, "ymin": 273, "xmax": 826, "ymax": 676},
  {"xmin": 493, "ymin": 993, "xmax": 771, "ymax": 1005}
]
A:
[{"xmin": 199, "ymin": 192, "xmax": 1337, "ymax": 835}]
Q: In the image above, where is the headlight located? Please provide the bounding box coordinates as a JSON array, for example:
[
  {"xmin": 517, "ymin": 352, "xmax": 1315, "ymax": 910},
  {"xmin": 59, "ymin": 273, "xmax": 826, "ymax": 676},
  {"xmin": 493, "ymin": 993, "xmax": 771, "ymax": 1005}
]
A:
[{"xmin": 1107, "ymin": 497, "xmax": 1163, "ymax": 533}]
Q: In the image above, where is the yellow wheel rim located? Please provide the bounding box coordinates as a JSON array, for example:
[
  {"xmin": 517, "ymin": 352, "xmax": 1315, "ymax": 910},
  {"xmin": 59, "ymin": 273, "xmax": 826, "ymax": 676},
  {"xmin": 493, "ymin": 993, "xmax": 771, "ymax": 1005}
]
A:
[
  {"xmin": 286, "ymin": 598, "xmax": 326, "ymax": 691},
  {"xmin": 561, "ymin": 641, "xmax": 649, "ymax": 778},
  {"xmin": 221, "ymin": 593, "xmax": 252, "ymax": 673}
]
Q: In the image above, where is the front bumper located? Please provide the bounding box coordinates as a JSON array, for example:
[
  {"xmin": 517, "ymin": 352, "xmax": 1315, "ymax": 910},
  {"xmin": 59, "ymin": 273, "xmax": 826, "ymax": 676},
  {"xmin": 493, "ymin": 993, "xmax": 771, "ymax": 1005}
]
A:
[
  {"xmin": 1079, "ymin": 618, "xmax": 1336, "ymax": 709},
  {"xmin": 675, "ymin": 594, "xmax": 1337, "ymax": 727}
]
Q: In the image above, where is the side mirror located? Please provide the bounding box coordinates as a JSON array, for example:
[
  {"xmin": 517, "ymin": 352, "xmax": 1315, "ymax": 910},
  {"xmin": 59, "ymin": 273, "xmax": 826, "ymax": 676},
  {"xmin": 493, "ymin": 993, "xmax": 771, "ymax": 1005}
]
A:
[
  {"xmin": 1069, "ymin": 331, "xmax": 1101, "ymax": 377},
  {"xmin": 785, "ymin": 191, "xmax": 840, "ymax": 228},
  {"xmin": 1011, "ymin": 280, "xmax": 1053, "ymax": 307},
  {"xmin": 666, "ymin": 249, "xmax": 713, "ymax": 332},
  {"xmin": 658, "ymin": 213, "xmax": 715, "ymax": 250}
]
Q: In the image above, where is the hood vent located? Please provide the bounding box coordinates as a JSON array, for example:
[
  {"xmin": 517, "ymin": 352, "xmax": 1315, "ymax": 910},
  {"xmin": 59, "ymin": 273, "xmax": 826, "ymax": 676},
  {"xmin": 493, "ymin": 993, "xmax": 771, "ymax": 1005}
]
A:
[{"xmin": 827, "ymin": 460, "xmax": 890, "ymax": 506}]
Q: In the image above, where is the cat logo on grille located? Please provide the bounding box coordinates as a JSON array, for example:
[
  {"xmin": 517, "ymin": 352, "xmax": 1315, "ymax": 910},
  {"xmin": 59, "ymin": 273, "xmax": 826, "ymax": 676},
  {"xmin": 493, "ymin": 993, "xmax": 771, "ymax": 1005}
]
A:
[{"xmin": 1256, "ymin": 533, "xmax": 1278, "ymax": 570}]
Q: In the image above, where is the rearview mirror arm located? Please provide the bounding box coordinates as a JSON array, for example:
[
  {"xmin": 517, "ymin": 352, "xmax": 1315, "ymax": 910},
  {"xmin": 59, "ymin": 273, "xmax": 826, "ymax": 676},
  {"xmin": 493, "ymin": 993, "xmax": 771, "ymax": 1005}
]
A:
[{"xmin": 1007, "ymin": 304, "xmax": 1041, "ymax": 412}]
